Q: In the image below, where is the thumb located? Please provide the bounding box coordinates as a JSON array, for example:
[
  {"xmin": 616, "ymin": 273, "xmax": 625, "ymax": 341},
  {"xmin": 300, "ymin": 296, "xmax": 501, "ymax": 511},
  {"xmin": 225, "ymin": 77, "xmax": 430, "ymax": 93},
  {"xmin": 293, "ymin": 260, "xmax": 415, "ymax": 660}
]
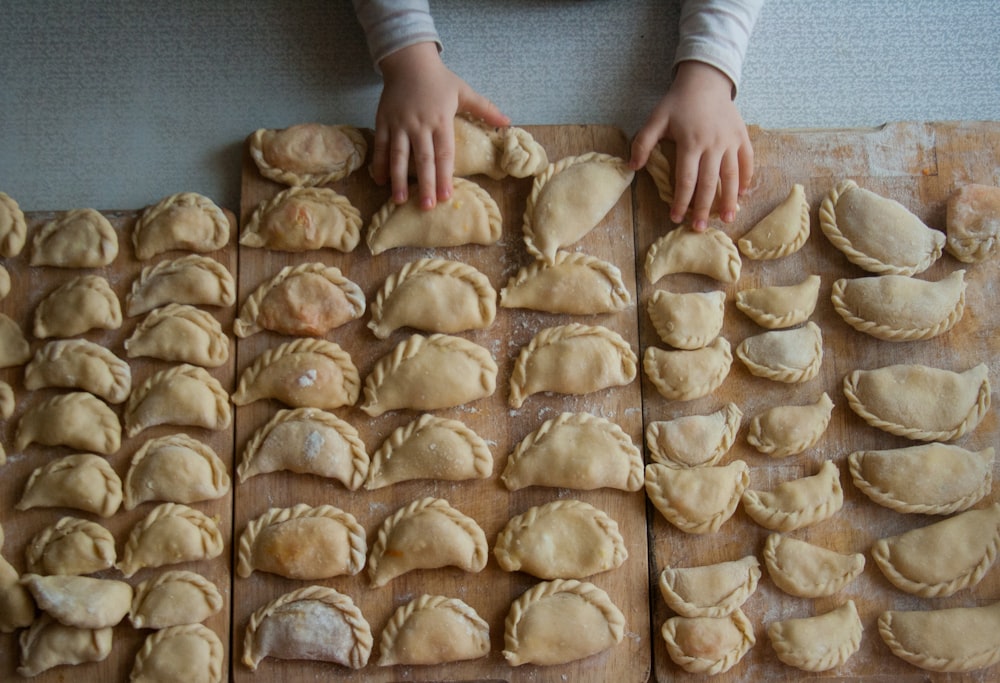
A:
[{"xmin": 459, "ymin": 86, "xmax": 510, "ymax": 128}]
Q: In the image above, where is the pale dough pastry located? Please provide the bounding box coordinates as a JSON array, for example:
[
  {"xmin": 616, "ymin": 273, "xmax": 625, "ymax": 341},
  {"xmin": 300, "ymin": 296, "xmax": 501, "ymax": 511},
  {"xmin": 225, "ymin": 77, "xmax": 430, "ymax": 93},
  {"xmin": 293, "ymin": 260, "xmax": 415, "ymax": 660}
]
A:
[
  {"xmin": 130, "ymin": 623, "xmax": 224, "ymax": 683},
  {"xmin": 125, "ymin": 303, "xmax": 229, "ymax": 367},
  {"xmin": 130, "ymin": 570, "xmax": 224, "ymax": 629},
  {"xmin": 16, "ymin": 614, "xmax": 112, "ymax": 677},
  {"xmin": 645, "ymin": 460, "xmax": 750, "ymax": 534},
  {"xmin": 735, "ymin": 321, "xmax": 823, "ymax": 383},
  {"xmin": 658, "ymin": 555, "xmax": 760, "ymax": 618},
  {"xmin": 16, "ymin": 391, "xmax": 121, "ymax": 455},
  {"xmin": 0, "ymin": 314, "xmax": 32, "ymax": 369},
  {"xmin": 123, "ymin": 433, "xmax": 231, "ymax": 510},
  {"xmin": 377, "ymin": 594, "xmax": 490, "ymax": 666},
  {"xmin": 644, "ymin": 227, "xmax": 742, "ymax": 284},
  {"xmin": 945, "ymin": 183, "xmax": 1000, "ymax": 262},
  {"xmin": 17, "ymin": 453, "xmax": 122, "ymax": 518},
  {"xmin": 643, "ymin": 336, "xmax": 732, "ymax": 401},
  {"xmin": 500, "ymin": 251, "xmax": 631, "ymax": 315},
  {"xmin": 746, "ymin": 392, "xmax": 834, "ymax": 458},
  {"xmin": 0, "ymin": 380, "xmax": 11, "ymax": 419},
  {"xmin": 30, "ymin": 207, "xmax": 118, "ymax": 267},
  {"xmin": 0, "ymin": 263, "xmax": 9, "ymax": 299},
  {"xmin": 735, "ymin": 274, "xmax": 821, "ymax": 329},
  {"xmin": 249, "ymin": 122, "xmax": 367, "ymax": 186},
  {"xmin": 738, "ymin": 183, "xmax": 811, "ymax": 259},
  {"xmin": 241, "ymin": 186, "xmax": 362, "ymax": 252},
  {"xmin": 451, "ymin": 113, "xmax": 548, "ymax": 178},
  {"xmin": 646, "ymin": 289, "xmax": 725, "ymax": 349},
  {"xmin": 25, "ymin": 516, "xmax": 116, "ymax": 576},
  {"xmin": 878, "ymin": 601, "xmax": 1000, "ymax": 673},
  {"xmin": 133, "ymin": 192, "xmax": 230, "ymax": 260},
  {"xmin": 763, "ymin": 533, "xmax": 865, "ymax": 598},
  {"xmin": 20, "ymin": 574, "xmax": 131, "ymax": 629},
  {"xmin": 33, "ymin": 273, "xmax": 123, "ymax": 338},
  {"xmin": 125, "ymin": 364, "xmax": 231, "ymax": 437},
  {"xmin": 767, "ymin": 601, "xmax": 863, "ymax": 672},
  {"xmin": 661, "ymin": 608, "xmax": 755, "ymax": 675},
  {"xmin": 0, "ymin": 190, "xmax": 26, "ymax": 256},
  {"xmin": 118, "ymin": 502, "xmax": 224, "ymax": 578},
  {"xmin": 0, "ymin": 523, "xmax": 34, "ymax": 633},
  {"xmin": 24, "ymin": 338, "xmax": 131, "ymax": 403},
  {"xmin": 646, "ymin": 403, "xmax": 742, "ymax": 468},
  {"xmin": 646, "ymin": 140, "xmax": 727, "ymax": 219},
  {"xmin": 742, "ymin": 460, "xmax": 844, "ymax": 532},
  {"xmin": 126, "ymin": 253, "xmax": 235, "ymax": 316}
]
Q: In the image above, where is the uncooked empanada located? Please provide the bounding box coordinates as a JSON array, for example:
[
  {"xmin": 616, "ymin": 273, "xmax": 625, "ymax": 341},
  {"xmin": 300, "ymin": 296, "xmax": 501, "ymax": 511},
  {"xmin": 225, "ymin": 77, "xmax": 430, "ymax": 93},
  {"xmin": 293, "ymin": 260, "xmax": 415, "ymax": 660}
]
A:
[
  {"xmin": 249, "ymin": 122, "xmax": 367, "ymax": 186},
  {"xmin": 126, "ymin": 253, "xmax": 235, "ymax": 316},
  {"xmin": 0, "ymin": 264, "xmax": 8, "ymax": 299},
  {"xmin": 123, "ymin": 433, "xmax": 230, "ymax": 510},
  {"xmin": 241, "ymin": 186, "xmax": 362, "ymax": 252},
  {"xmin": 735, "ymin": 321, "xmax": 823, "ymax": 383},
  {"xmin": 735, "ymin": 274, "xmax": 821, "ymax": 329},
  {"xmin": 878, "ymin": 601, "xmax": 1000, "ymax": 673},
  {"xmin": 647, "ymin": 289, "xmax": 725, "ymax": 350},
  {"xmin": 25, "ymin": 516, "xmax": 116, "ymax": 576},
  {"xmin": 500, "ymin": 251, "xmax": 631, "ymax": 315},
  {"xmin": 843, "ymin": 362, "xmax": 990, "ymax": 442},
  {"xmin": 130, "ymin": 570, "xmax": 224, "ymax": 629},
  {"xmin": 360, "ymin": 333, "xmax": 496, "ymax": 416},
  {"xmin": 125, "ymin": 303, "xmax": 229, "ymax": 367},
  {"xmin": 747, "ymin": 392, "xmax": 834, "ymax": 458},
  {"xmin": 367, "ymin": 497, "xmax": 487, "ymax": 587},
  {"xmin": 658, "ymin": 555, "xmax": 760, "ymax": 618},
  {"xmin": 643, "ymin": 337, "xmax": 732, "ymax": 401},
  {"xmin": 818, "ymin": 179, "xmax": 944, "ymax": 275},
  {"xmin": 0, "ymin": 313, "xmax": 33, "ymax": 369},
  {"xmin": 767, "ymin": 601, "xmax": 862, "ymax": 672},
  {"xmin": 377, "ymin": 594, "xmax": 490, "ymax": 666},
  {"xmin": 738, "ymin": 183, "xmax": 811, "ymax": 259},
  {"xmin": 646, "ymin": 403, "xmax": 742, "ymax": 468},
  {"xmin": 509, "ymin": 323, "xmax": 636, "ymax": 408},
  {"xmin": 16, "ymin": 391, "xmax": 121, "ymax": 455},
  {"xmin": 30, "ymin": 208, "xmax": 118, "ymax": 267},
  {"xmin": 763, "ymin": 533, "xmax": 865, "ymax": 598},
  {"xmin": 0, "ymin": 523, "xmax": 34, "ymax": 633},
  {"xmin": 452, "ymin": 114, "xmax": 548, "ymax": 179},
  {"xmin": 0, "ymin": 190, "xmax": 26, "ymax": 256},
  {"xmin": 133, "ymin": 192, "xmax": 230, "ymax": 260},
  {"xmin": 368, "ymin": 257, "xmax": 496, "ymax": 338},
  {"xmin": 645, "ymin": 460, "xmax": 750, "ymax": 534},
  {"xmin": 644, "ymin": 227, "xmax": 741, "ymax": 284},
  {"xmin": 131, "ymin": 624, "xmax": 224, "ymax": 683},
  {"xmin": 661, "ymin": 608, "xmax": 755, "ymax": 675},
  {"xmin": 16, "ymin": 614, "xmax": 112, "ymax": 677},
  {"xmin": 646, "ymin": 140, "xmax": 727, "ymax": 219},
  {"xmin": 946, "ymin": 183, "xmax": 1000, "ymax": 262},
  {"xmin": 24, "ymin": 338, "xmax": 131, "ymax": 403},
  {"xmin": 232, "ymin": 338, "xmax": 359, "ymax": 410},
  {"xmin": 503, "ymin": 579, "xmax": 625, "ymax": 666},
  {"xmin": 494, "ymin": 500, "xmax": 627, "ymax": 579},
  {"xmin": 33, "ymin": 273, "xmax": 122, "ymax": 338},
  {"xmin": 21, "ymin": 574, "xmax": 131, "ymax": 629},
  {"xmin": 125, "ymin": 364, "xmax": 231, "ymax": 437},
  {"xmin": 742, "ymin": 460, "xmax": 844, "ymax": 532},
  {"xmin": 118, "ymin": 502, "xmax": 224, "ymax": 578},
  {"xmin": 17, "ymin": 453, "xmax": 122, "ymax": 518}
]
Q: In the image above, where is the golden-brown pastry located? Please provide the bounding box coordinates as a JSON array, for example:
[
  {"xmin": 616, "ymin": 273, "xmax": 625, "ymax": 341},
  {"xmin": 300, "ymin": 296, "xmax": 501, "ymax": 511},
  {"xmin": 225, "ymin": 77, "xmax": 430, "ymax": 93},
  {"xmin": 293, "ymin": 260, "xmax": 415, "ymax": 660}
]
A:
[
  {"xmin": 644, "ymin": 227, "xmax": 742, "ymax": 284},
  {"xmin": 249, "ymin": 122, "xmax": 367, "ymax": 186},
  {"xmin": 241, "ymin": 186, "xmax": 362, "ymax": 252},
  {"xmin": 878, "ymin": 601, "xmax": 1000, "ymax": 673},
  {"xmin": 763, "ymin": 533, "xmax": 865, "ymax": 598},
  {"xmin": 738, "ymin": 183, "xmax": 811, "ymax": 259},
  {"xmin": 658, "ymin": 555, "xmax": 760, "ymax": 618},
  {"xmin": 16, "ymin": 391, "xmax": 121, "ymax": 455},
  {"xmin": 125, "ymin": 364, "xmax": 231, "ymax": 437},
  {"xmin": 946, "ymin": 183, "xmax": 1000, "ymax": 262},
  {"xmin": 736, "ymin": 274, "xmax": 821, "ymax": 329},
  {"xmin": 125, "ymin": 304, "xmax": 229, "ymax": 367},
  {"xmin": 133, "ymin": 192, "xmax": 230, "ymax": 260},
  {"xmin": 746, "ymin": 392, "xmax": 834, "ymax": 458},
  {"xmin": 33, "ymin": 273, "xmax": 122, "ymax": 338},
  {"xmin": 647, "ymin": 289, "xmax": 725, "ymax": 350},
  {"xmin": 377, "ymin": 594, "xmax": 490, "ymax": 666},
  {"xmin": 735, "ymin": 321, "xmax": 823, "ymax": 383},
  {"xmin": 451, "ymin": 114, "xmax": 548, "ymax": 179},
  {"xmin": 645, "ymin": 460, "xmax": 750, "ymax": 534},
  {"xmin": 131, "ymin": 623, "xmax": 224, "ymax": 683},
  {"xmin": 130, "ymin": 570, "xmax": 224, "ymax": 629},
  {"xmin": 123, "ymin": 433, "xmax": 230, "ymax": 510},
  {"xmin": 0, "ymin": 190, "xmax": 26, "ymax": 257},
  {"xmin": 125, "ymin": 254, "xmax": 235, "ymax": 316},
  {"xmin": 0, "ymin": 313, "xmax": 33, "ymax": 368},
  {"xmin": 646, "ymin": 140, "xmax": 727, "ymax": 219},
  {"xmin": 500, "ymin": 251, "xmax": 631, "ymax": 315},
  {"xmin": 117, "ymin": 502, "xmax": 225, "ymax": 578},
  {"xmin": 21, "ymin": 574, "xmax": 131, "ymax": 629},
  {"xmin": 25, "ymin": 516, "xmax": 116, "ymax": 576},
  {"xmin": 742, "ymin": 460, "xmax": 844, "ymax": 532},
  {"xmin": 30, "ymin": 208, "xmax": 118, "ymax": 267},
  {"xmin": 767, "ymin": 601, "xmax": 862, "ymax": 672},
  {"xmin": 643, "ymin": 337, "xmax": 732, "ymax": 401},
  {"xmin": 24, "ymin": 339, "xmax": 131, "ymax": 403},
  {"xmin": 646, "ymin": 403, "xmax": 742, "ymax": 468},
  {"xmin": 16, "ymin": 614, "xmax": 112, "ymax": 677},
  {"xmin": 232, "ymin": 338, "xmax": 359, "ymax": 410},
  {"xmin": 17, "ymin": 453, "xmax": 122, "ymax": 518},
  {"xmin": 0, "ymin": 523, "xmax": 35, "ymax": 634},
  {"xmin": 661, "ymin": 608, "xmax": 755, "ymax": 675}
]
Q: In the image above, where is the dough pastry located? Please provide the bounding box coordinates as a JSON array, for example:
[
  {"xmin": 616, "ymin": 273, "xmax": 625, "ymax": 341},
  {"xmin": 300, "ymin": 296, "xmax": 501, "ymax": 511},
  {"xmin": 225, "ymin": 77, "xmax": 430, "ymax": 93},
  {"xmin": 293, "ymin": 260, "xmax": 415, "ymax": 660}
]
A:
[
  {"xmin": 25, "ymin": 516, "xmax": 116, "ymax": 576},
  {"xmin": 16, "ymin": 614, "xmax": 112, "ymax": 677},
  {"xmin": 646, "ymin": 139, "xmax": 728, "ymax": 219},
  {"xmin": 130, "ymin": 570, "xmax": 224, "ymax": 629},
  {"xmin": 30, "ymin": 207, "xmax": 118, "ymax": 267},
  {"xmin": 522, "ymin": 152, "xmax": 634, "ymax": 262},
  {"xmin": 738, "ymin": 183, "xmax": 811, "ymax": 259},
  {"xmin": 131, "ymin": 623, "xmax": 224, "ymax": 683},
  {"xmin": 365, "ymin": 413, "xmax": 492, "ymax": 489},
  {"xmin": 645, "ymin": 460, "xmax": 750, "ymax": 534},
  {"xmin": 17, "ymin": 453, "xmax": 122, "ymax": 518},
  {"xmin": 878, "ymin": 601, "xmax": 1000, "ymax": 673},
  {"xmin": 0, "ymin": 190, "xmax": 26, "ymax": 256},
  {"xmin": 133, "ymin": 191, "xmax": 230, "ymax": 260},
  {"xmin": 0, "ymin": 263, "xmax": 9, "ymax": 299},
  {"xmin": 735, "ymin": 274, "xmax": 821, "ymax": 329},
  {"xmin": 831, "ymin": 269, "xmax": 966, "ymax": 341},
  {"xmin": 661, "ymin": 608, "xmax": 755, "ymax": 675},
  {"xmin": 767, "ymin": 601, "xmax": 863, "ymax": 672},
  {"xmin": 367, "ymin": 497, "xmax": 487, "ymax": 587},
  {"xmin": 0, "ymin": 523, "xmax": 35, "ymax": 633},
  {"xmin": 123, "ymin": 433, "xmax": 230, "ymax": 509},
  {"xmin": 848, "ymin": 443, "xmax": 994, "ymax": 515},
  {"xmin": 946, "ymin": 183, "xmax": 1000, "ymax": 262},
  {"xmin": 746, "ymin": 392, "xmax": 834, "ymax": 458},
  {"xmin": 243, "ymin": 585, "xmax": 372, "ymax": 670},
  {"xmin": 16, "ymin": 391, "xmax": 121, "ymax": 455},
  {"xmin": 452, "ymin": 113, "xmax": 548, "ymax": 178},
  {"xmin": 235, "ymin": 262, "xmax": 365, "ymax": 337},
  {"xmin": 118, "ymin": 502, "xmax": 224, "ymax": 578},
  {"xmin": 644, "ymin": 227, "xmax": 742, "ymax": 284},
  {"xmin": 237, "ymin": 503, "xmax": 365, "ymax": 580},
  {"xmin": 24, "ymin": 338, "xmax": 131, "ymax": 403},
  {"xmin": 21, "ymin": 574, "xmax": 131, "ymax": 629},
  {"xmin": 33, "ymin": 273, "xmax": 122, "ymax": 338},
  {"xmin": 509, "ymin": 323, "xmax": 636, "ymax": 408},
  {"xmin": 500, "ymin": 251, "xmax": 631, "ymax": 315},
  {"xmin": 232, "ymin": 338, "xmax": 359, "ymax": 410},
  {"xmin": 843, "ymin": 362, "xmax": 990, "ymax": 441},
  {"xmin": 494, "ymin": 500, "xmax": 627, "ymax": 579},
  {"xmin": 238, "ymin": 407, "xmax": 369, "ymax": 489},
  {"xmin": 658, "ymin": 555, "xmax": 760, "ymax": 618},
  {"xmin": 871, "ymin": 502, "xmax": 1000, "ymax": 597},
  {"xmin": 818, "ymin": 179, "xmax": 944, "ymax": 275},
  {"xmin": 742, "ymin": 460, "xmax": 844, "ymax": 532},
  {"xmin": 503, "ymin": 579, "xmax": 625, "ymax": 666},
  {"xmin": 367, "ymin": 177, "xmax": 502, "ymax": 254},
  {"xmin": 125, "ymin": 303, "xmax": 229, "ymax": 367},
  {"xmin": 501, "ymin": 411, "xmax": 643, "ymax": 492},
  {"xmin": 0, "ymin": 379, "xmax": 11, "ymax": 419},
  {"xmin": 646, "ymin": 289, "xmax": 725, "ymax": 350},
  {"xmin": 643, "ymin": 336, "xmax": 732, "ymax": 401},
  {"xmin": 377, "ymin": 594, "xmax": 490, "ymax": 666},
  {"xmin": 0, "ymin": 313, "xmax": 32, "ymax": 368},
  {"xmin": 646, "ymin": 403, "xmax": 742, "ymax": 468},
  {"xmin": 735, "ymin": 321, "xmax": 823, "ymax": 383},
  {"xmin": 368, "ymin": 257, "xmax": 496, "ymax": 338},
  {"xmin": 763, "ymin": 533, "xmax": 865, "ymax": 598},
  {"xmin": 360, "ymin": 333, "xmax": 497, "ymax": 416},
  {"xmin": 249, "ymin": 122, "xmax": 367, "ymax": 186},
  {"xmin": 126, "ymin": 253, "xmax": 235, "ymax": 316},
  {"xmin": 241, "ymin": 186, "xmax": 362, "ymax": 252},
  {"xmin": 125, "ymin": 364, "xmax": 231, "ymax": 437}
]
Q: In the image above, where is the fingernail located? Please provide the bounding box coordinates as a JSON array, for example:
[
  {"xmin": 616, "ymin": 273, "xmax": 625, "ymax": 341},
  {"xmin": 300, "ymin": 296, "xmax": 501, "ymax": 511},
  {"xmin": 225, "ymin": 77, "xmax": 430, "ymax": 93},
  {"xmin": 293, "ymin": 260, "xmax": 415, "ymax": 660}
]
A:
[
  {"xmin": 722, "ymin": 211, "xmax": 735, "ymax": 223},
  {"xmin": 421, "ymin": 196, "xmax": 435, "ymax": 210},
  {"xmin": 693, "ymin": 219, "xmax": 708, "ymax": 232},
  {"xmin": 670, "ymin": 213, "xmax": 683, "ymax": 224}
]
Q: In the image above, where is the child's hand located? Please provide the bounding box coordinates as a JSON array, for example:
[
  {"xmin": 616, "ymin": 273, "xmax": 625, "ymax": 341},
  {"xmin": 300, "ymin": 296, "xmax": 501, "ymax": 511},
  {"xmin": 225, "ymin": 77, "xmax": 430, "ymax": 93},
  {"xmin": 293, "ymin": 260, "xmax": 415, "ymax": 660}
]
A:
[
  {"xmin": 630, "ymin": 60, "xmax": 753, "ymax": 232},
  {"xmin": 373, "ymin": 42, "xmax": 509, "ymax": 210}
]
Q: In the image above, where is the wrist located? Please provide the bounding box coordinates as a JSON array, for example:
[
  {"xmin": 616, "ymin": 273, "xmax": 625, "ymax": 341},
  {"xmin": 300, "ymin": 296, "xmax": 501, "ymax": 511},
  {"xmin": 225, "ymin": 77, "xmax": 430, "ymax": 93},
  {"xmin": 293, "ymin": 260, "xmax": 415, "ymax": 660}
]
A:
[
  {"xmin": 673, "ymin": 60, "xmax": 736, "ymax": 99},
  {"xmin": 379, "ymin": 41, "xmax": 442, "ymax": 81}
]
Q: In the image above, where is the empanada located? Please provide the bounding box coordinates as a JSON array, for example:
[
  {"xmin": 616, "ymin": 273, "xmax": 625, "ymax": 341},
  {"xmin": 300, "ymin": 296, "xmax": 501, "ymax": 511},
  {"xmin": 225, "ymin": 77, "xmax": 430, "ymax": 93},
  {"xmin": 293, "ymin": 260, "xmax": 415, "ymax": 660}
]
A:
[
  {"xmin": 500, "ymin": 251, "xmax": 631, "ymax": 315},
  {"xmin": 646, "ymin": 140, "xmax": 727, "ymax": 219},
  {"xmin": 0, "ymin": 523, "xmax": 35, "ymax": 633},
  {"xmin": 644, "ymin": 227, "xmax": 741, "ymax": 284},
  {"xmin": 946, "ymin": 183, "xmax": 1000, "ymax": 262},
  {"xmin": 646, "ymin": 403, "xmax": 742, "ymax": 468},
  {"xmin": 232, "ymin": 338, "xmax": 359, "ymax": 410},
  {"xmin": 20, "ymin": 574, "xmax": 131, "ymax": 629},
  {"xmin": 24, "ymin": 338, "xmax": 131, "ymax": 403},
  {"xmin": 643, "ymin": 336, "xmax": 732, "ymax": 401},
  {"xmin": 645, "ymin": 460, "xmax": 750, "ymax": 534},
  {"xmin": 0, "ymin": 263, "xmax": 9, "ymax": 299},
  {"xmin": 33, "ymin": 273, "xmax": 122, "ymax": 338},
  {"xmin": 767, "ymin": 601, "xmax": 862, "ymax": 672},
  {"xmin": 452, "ymin": 113, "xmax": 548, "ymax": 179},
  {"xmin": 661, "ymin": 608, "xmax": 755, "ymax": 675},
  {"xmin": 735, "ymin": 274, "xmax": 821, "ymax": 329},
  {"xmin": 30, "ymin": 207, "xmax": 118, "ymax": 267},
  {"xmin": 125, "ymin": 364, "xmax": 231, "ymax": 437},
  {"xmin": 125, "ymin": 303, "xmax": 230, "ymax": 367},
  {"xmin": 735, "ymin": 321, "xmax": 823, "ymax": 383},
  {"xmin": 0, "ymin": 190, "xmax": 26, "ymax": 257},
  {"xmin": 742, "ymin": 460, "xmax": 844, "ymax": 532},
  {"xmin": 126, "ymin": 253, "xmax": 235, "ymax": 316},
  {"xmin": 16, "ymin": 614, "xmax": 112, "ymax": 677},
  {"xmin": 118, "ymin": 502, "xmax": 225, "ymax": 578},
  {"xmin": 0, "ymin": 313, "xmax": 32, "ymax": 368},
  {"xmin": 16, "ymin": 391, "xmax": 121, "ymax": 455},
  {"xmin": 746, "ymin": 392, "xmax": 834, "ymax": 458},
  {"xmin": 133, "ymin": 192, "xmax": 230, "ymax": 260},
  {"xmin": 658, "ymin": 555, "xmax": 760, "ymax": 618},
  {"xmin": 377, "ymin": 594, "xmax": 490, "ymax": 666},
  {"xmin": 647, "ymin": 289, "xmax": 725, "ymax": 351},
  {"xmin": 17, "ymin": 453, "xmax": 122, "ymax": 518},
  {"xmin": 737, "ymin": 183, "xmax": 811, "ymax": 259},
  {"xmin": 123, "ymin": 433, "xmax": 230, "ymax": 510},
  {"xmin": 130, "ymin": 570, "xmax": 224, "ymax": 629},
  {"xmin": 241, "ymin": 186, "xmax": 362, "ymax": 252},
  {"xmin": 249, "ymin": 122, "xmax": 367, "ymax": 186},
  {"xmin": 131, "ymin": 624, "xmax": 224, "ymax": 683},
  {"xmin": 0, "ymin": 379, "xmax": 12, "ymax": 418},
  {"xmin": 25, "ymin": 516, "xmax": 116, "ymax": 576},
  {"xmin": 878, "ymin": 601, "xmax": 1000, "ymax": 673},
  {"xmin": 763, "ymin": 533, "xmax": 865, "ymax": 598}
]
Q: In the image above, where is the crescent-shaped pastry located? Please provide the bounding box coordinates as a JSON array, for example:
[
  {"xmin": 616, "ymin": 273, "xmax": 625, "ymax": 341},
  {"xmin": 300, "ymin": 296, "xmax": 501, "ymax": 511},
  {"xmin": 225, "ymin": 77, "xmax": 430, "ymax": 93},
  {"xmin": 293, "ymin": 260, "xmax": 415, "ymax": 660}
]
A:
[
  {"xmin": 658, "ymin": 555, "xmax": 761, "ymax": 618},
  {"xmin": 133, "ymin": 192, "xmax": 230, "ymax": 260},
  {"xmin": 30, "ymin": 207, "xmax": 118, "ymax": 267},
  {"xmin": 368, "ymin": 257, "xmax": 496, "ymax": 339},
  {"xmin": 767, "ymin": 601, "xmax": 863, "ymax": 672},
  {"xmin": 661, "ymin": 608, "xmax": 755, "ymax": 675},
  {"xmin": 131, "ymin": 624, "xmax": 224, "ymax": 683},
  {"xmin": 494, "ymin": 500, "xmax": 627, "ymax": 579},
  {"xmin": 735, "ymin": 274, "xmax": 821, "ymax": 330},
  {"xmin": 243, "ymin": 585, "xmax": 373, "ymax": 670},
  {"xmin": 452, "ymin": 114, "xmax": 548, "ymax": 179},
  {"xmin": 746, "ymin": 392, "xmax": 834, "ymax": 458},
  {"xmin": 377, "ymin": 594, "xmax": 490, "ymax": 666},
  {"xmin": 125, "ymin": 253, "xmax": 235, "ymax": 316},
  {"xmin": 646, "ymin": 403, "xmax": 742, "ymax": 468},
  {"xmin": 125, "ymin": 303, "xmax": 229, "ymax": 367},
  {"xmin": 16, "ymin": 614, "xmax": 112, "ymax": 678},
  {"xmin": 831, "ymin": 270, "xmax": 966, "ymax": 341},
  {"xmin": 25, "ymin": 516, "xmax": 116, "ymax": 576},
  {"xmin": 503, "ymin": 579, "xmax": 625, "ymax": 666},
  {"xmin": 232, "ymin": 338, "xmax": 360, "ymax": 410},
  {"xmin": 16, "ymin": 391, "xmax": 121, "ymax": 455},
  {"xmin": 818, "ymin": 179, "xmax": 945, "ymax": 275},
  {"xmin": 24, "ymin": 339, "xmax": 131, "ymax": 403},
  {"xmin": 500, "ymin": 251, "xmax": 631, "ymax": 315},
  {"xmin": 21, "ymin": 574, "xmax": 131, "ymax": 629},
  {"xmin": 0, "ymin": 523, "xmax": 35, "ymax": 634},
  {"xmin": 0, "ymin": 190, "xmax": 26, "ymax": 257},
  {"xmin": 643, "ymin": 336, "xmax": 732, "ymax": 401},
  {"xmin": 125, "ymin": 364, "xmax": 231, "ymax": 437},
  {"xmin": 871, "ymin": 502, "xmax": 1000, "ymax": 597},
  {"xmin": 365, "ymin": 413, "xmax": 492, "ymax": 489},
  {"xmin": 0, "ymin": 380, "xmax": 12, "ymax": 420},
  {"xmin": 522, "ymin": 152, "xmax": 634, "ymax": 262},
  {"xmin": 946, "ymin": 183, "xmax": 1000, "ymax": 262},
  {"xmin": 645, "ymin": 460, "xmax": 750, "ymax": 534},
  {"xmin": 17, "ymin": 453, "xmax": 122, "ymax": 518},
  {"xmin": 367, "ymin": 497, "xmax": 487, "ymax": 588},
  {"xmin": 0, "ymin": 264, "xmax": 8, "ymax": 299},
  {"xmin": 738, "ymin": 183, "xmax": 811, "ymax": 259},
  {"xmin": 736, "ymin": 321, "xmax": 823, "ymax": 383},
  {"xmin": 843, "ymin": 362, "xmax": 990, "ymax": 442},
  {"xmin": 646, "ymin": 289, "xmax": 725, "ymax": 350},
  {"xmin": 241, "ymin": 186, "xmax": 362, "ymax": 252},
  {"xmin": 848, "ymin": 443, "xmax": 994, "ymax": 515},
  {"xmin": 742, "ymin": 460, "xmax": 844, "ymax": 532},
  {"xmin": 0, "ymin": 313, "xmax": 29, "ymax": 369},
  {"xmin": 646, "ymin": 140, "xmax": 727, "ymax": 219},
  {"xmin": 367, "ymin": 177, "xmax": 502, "ymax": 254},
  {"xmin": 235, "ymin": 262, "xmax": 365, "ymax": 337},
  {"xmin": 509, "ymin": 323, "xmax": 636, "ymax": 408},
  {"xmin": 249, "ymin": 122, "xmax": 367, "ymax": 186},
  {"xmin": 123, "ymin": 433, "xmax": 230, "ymax": 510},
  {"xmin": 360, "ymin": 333, "xmax": 497, "ymax": 416},
  {"xmin": 644, "ymin": 227, "xmax": 742, "ymax": 284},
  {"xmin": 237, "ymin": 503, "xmax": 366, "ymax": 580},
  {"xmin": 763, "ymin": 533, "xmax": 865, "ymax": 598},
  {"xmin": 117, "ymin": 502, "xmax": 224, "ymax": 578},
  {"xmin": 878, "ymin": 601, "xmax": 1000, "ymax": 673},
  {"xmin": 130, "ymin": 570, "xmax": 224, "ymax": 629},
  {"xmin": 33, "ymin": 273, "xmax": 122, "ymax": 338},
  {"xmin": 501, "ymin": 411, "xmax": 643, "ymax": 492}
]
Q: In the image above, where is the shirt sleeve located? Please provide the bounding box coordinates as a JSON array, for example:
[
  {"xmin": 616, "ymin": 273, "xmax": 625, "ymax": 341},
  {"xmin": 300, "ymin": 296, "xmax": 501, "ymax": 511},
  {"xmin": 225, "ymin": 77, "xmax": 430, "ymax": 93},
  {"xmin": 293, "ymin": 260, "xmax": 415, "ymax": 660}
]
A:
[
  {"xmin": 674, "ymin": 0, "xmax": 764, "ymax": 95},
  {"xmin": 352, "ymin": 0, "xmax": 442, "ymax": 67}
]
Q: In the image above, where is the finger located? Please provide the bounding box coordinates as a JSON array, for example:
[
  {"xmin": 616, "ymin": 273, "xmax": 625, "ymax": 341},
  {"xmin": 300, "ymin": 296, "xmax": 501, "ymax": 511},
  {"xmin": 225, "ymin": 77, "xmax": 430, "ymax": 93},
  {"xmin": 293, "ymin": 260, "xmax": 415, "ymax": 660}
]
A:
[
  {"xmin": 370, "ymin": 122, "xmax": 391, "ymax": 186},
  {"xmin": 670, "ymin": 143, "xmax": 700, "ymax": 225},
  {"xmin": 433, "ymin": 120, "xmax": 455, "ymax": 202},
  {"xmin": 718, "ymin": 149, "xmax": 740, "ymax": 223},
  {"xmin": 738, "ymin": 135, "xmax": 755, "ymax": 197},
  {"xmin": 411, "ymin": 129, "xmax": 438, "ymax": 210},
  {"xmin": 461, "ymin": 88, "xmax": 510, "ymax": 128},
  {"xmin": 689, "ymin": 150, "xmax": 723, "ymax": 232},
  {"xmin": 388, "ymin": 131, "xmax": 411, "ymax": 204}
]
